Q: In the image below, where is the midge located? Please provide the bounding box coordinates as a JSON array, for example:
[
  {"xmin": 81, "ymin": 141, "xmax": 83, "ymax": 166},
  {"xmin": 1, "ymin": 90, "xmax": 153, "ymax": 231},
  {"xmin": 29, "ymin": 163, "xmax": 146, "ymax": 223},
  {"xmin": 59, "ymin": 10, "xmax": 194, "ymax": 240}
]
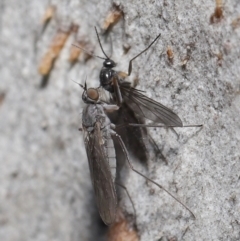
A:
[{"xmin": 79, "ymin": 84, "xmax": 196, "ymax": 225}]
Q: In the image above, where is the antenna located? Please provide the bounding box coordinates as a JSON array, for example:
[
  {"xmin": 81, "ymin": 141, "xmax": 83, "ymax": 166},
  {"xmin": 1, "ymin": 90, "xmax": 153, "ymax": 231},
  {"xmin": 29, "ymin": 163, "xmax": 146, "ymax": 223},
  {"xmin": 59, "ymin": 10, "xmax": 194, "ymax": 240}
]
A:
[
  {"xmin": 94, "ymin": 26, "xmax": 110, "ymax": 59},
  {"xmin": 71, "ymin": 77, "xmax": 87, "ymax": 90},
  {"xmin": 72, "ymin": 27, "xmax": 111, "ymax": 61},
  {"xmin": 71, "ymin": 44, "xmax": 106, "ymax": 60}
]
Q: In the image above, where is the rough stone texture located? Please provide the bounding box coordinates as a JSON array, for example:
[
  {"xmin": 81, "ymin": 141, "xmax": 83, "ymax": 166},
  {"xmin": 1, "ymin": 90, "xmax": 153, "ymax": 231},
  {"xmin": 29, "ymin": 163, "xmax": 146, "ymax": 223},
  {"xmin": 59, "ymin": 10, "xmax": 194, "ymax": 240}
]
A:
[{"xmin": 0, "ymin": 0, "xmax": 240, "ymax": 240}]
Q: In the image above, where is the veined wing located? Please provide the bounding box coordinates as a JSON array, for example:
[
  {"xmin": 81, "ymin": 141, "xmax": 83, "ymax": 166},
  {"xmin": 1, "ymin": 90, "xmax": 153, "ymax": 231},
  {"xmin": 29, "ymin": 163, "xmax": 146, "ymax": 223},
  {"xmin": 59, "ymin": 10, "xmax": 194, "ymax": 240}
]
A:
[
  {"xmin": 119, "ymin": 82, "xmax": 183, "ymax": 127},
  {"xmin": 107, "ymin": 102, "xmax": 149, "ymax": 164},
  {"xmin": 83, "ymin": 122, "xmax": 117, "ymax": 225}
]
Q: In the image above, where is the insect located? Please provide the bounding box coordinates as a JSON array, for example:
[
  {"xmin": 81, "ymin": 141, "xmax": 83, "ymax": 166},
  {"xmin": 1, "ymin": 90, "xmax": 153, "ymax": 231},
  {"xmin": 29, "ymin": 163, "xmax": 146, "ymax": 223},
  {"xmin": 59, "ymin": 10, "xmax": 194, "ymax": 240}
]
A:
[
  {"xmin": 74, "ymin": 29, "xmax": 179, "ymax": 124},
  {"xmin": 92, "ymin": 27, "xmax": 183, "ymax": 127},
  {"xmin": 81, "ymin": 84, "xmax": 118, "ymax": 225},
  {"xmin": 95, "ymin": 28, "xmax": 184, "ymax": 162},
  {"xmin": 80, "ymin": 84, "xmax": 196, "ymax": 225}
]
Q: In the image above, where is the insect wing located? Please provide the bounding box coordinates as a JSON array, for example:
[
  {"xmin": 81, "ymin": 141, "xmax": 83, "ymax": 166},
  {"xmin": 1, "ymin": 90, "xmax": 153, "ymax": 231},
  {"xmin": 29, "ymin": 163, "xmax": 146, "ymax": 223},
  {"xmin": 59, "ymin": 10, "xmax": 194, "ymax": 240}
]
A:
[
  {"xmin": 119, "ymin": 82, "xmax": 183, "ymax": 127},
  {"xmin": 107, "ymin": 102, "xmax": 149, "ymax": 164},
  {"xmin": 83, "ymin": 122, "xmax": 117, "ymax": 225}
]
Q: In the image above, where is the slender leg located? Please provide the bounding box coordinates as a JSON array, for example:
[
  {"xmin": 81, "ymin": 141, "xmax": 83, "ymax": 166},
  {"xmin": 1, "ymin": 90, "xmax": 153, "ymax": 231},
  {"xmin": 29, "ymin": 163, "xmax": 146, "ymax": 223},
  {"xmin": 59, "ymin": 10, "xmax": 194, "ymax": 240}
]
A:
[
  {"xmin": 112, "ymin": 76, "xmax": 123, "ymax": 105},
  {"xmin": 148, "ymin": 133, "xmax": 168, "ymax": 164},
  {"xmin": 127, "ymin": 33, "xmax": 161, "ymax": 76},
  {"xmin": 112, "ymin": 132, "xmax": 196, "ymax": 219},
  {"xmin": 116, "ymin": 182, "xmax": 137, "ymax": 223}
]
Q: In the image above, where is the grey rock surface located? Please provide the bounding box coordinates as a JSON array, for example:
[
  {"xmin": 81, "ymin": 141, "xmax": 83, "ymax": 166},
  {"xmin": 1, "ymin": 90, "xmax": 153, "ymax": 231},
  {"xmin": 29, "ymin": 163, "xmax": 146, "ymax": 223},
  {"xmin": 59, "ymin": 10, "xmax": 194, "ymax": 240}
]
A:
[{"xmin": 0, "ymin": 0, "xmax": 240, "ymax": 240}]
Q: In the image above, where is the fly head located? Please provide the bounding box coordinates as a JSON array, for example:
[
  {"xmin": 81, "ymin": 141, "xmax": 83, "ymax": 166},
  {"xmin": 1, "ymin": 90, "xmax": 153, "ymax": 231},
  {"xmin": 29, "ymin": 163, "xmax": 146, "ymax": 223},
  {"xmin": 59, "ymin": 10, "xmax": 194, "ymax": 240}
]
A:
[{"xmin": 82, "ymin": 87, "xmax": 100, "ymax": 104}]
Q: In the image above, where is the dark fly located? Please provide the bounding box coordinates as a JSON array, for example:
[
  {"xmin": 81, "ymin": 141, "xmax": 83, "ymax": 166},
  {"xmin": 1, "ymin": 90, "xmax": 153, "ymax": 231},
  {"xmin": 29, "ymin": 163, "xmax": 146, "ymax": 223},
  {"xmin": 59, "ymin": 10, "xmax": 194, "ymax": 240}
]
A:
[
  {"xmin": 95, "ymin": 27, "xmax": 183, "ymax": 164},
  {"xmin": 95, "ymin": 27, "xmax": 183, "ymax": 127},
  {"xmin": 80, "ymin": 84, "xmax": 196, "ymax": 226}
]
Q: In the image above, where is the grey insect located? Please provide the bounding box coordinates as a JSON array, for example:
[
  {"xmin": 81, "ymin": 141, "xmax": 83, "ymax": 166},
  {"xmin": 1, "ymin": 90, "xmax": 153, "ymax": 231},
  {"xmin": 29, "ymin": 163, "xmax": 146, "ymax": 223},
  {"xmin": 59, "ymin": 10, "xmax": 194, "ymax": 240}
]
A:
[
  {"xmin": 81, "ymin": 86, "xmax": 118, "ymax": 225},
  {"xmin": 80, "ymin": 84, "xmax": 195, "ymax": 226}
]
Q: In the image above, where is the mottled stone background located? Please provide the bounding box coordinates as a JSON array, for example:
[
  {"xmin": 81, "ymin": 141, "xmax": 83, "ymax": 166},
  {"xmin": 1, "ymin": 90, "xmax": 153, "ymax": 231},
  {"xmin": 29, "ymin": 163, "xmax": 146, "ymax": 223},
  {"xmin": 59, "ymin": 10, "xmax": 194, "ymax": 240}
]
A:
[{"xmin": 0, "ymin": 0, "xmax": 240, "ymax": 240}]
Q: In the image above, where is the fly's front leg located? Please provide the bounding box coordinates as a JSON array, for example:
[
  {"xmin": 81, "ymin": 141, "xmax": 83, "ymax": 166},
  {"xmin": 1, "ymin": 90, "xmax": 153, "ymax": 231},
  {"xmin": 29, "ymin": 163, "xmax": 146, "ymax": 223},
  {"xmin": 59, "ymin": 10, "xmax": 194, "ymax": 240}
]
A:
[
  {"xmin": 112, "ymin": 76, "xmax": 123, "ymax": 106},
  {"xmin": 103, "ymin": 104, "xmax": 119, "ymax": 112},
  {"xmin": 110, "ymin": 123, "xmax": 116, "ymax": 131}
]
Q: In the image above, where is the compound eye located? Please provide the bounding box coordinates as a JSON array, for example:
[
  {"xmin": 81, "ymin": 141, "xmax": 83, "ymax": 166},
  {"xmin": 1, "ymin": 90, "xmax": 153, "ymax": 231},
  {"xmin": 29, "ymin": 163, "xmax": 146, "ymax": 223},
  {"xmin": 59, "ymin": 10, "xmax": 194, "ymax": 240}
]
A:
[{"xmin": 86, "ymin": 88, "xmax": 99, "ymax": 101}]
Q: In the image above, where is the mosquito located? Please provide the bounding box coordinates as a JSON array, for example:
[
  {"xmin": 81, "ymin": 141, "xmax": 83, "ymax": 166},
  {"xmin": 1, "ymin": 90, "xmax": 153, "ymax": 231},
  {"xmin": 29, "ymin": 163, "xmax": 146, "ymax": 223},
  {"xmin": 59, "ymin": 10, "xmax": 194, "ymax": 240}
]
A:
[{"xmin": 80, "ymin": 84, "xmax": 196, "ymax": 226}]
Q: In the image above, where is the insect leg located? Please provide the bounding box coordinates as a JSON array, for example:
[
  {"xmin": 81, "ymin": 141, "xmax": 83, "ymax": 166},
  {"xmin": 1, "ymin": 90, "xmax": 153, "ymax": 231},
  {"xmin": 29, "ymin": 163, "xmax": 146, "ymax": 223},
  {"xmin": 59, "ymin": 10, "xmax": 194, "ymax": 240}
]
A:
[
  {"xmin": 112, "ymin": 76, "xmax": 123, "ymax": 105},
  {"xmin": 127, "ymin": 33, "xmax": 161, "ymax": 76},
  {"xmin": 103, "ymin": 104, "xmax": 119, "ymax": 112},
  {"xmin": 148, "ymin": 134, "xmax": 168, "ymax": 164},
  {"xmin": 112, "ymin": 131, "xmax": 196, "ymax": 219},
  {"xmin": 128, "ymin": 123, "xmax": 203, "ymax": 128},
  {"xmin": 115, "ymin": 182, "xmax": 137, "ymax": 222}
]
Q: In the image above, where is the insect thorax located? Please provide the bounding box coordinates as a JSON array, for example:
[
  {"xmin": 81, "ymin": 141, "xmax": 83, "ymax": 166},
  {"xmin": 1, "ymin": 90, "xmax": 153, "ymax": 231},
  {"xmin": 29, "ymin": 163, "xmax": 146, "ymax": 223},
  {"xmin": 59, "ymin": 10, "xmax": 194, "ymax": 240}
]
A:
[
  {"xmin": 99, "ymin": 67, "xmax": 116, "ymax": 93},
  {"xmin": 82, "ymin": 104, "xmax": 110, "ymax": 130}
]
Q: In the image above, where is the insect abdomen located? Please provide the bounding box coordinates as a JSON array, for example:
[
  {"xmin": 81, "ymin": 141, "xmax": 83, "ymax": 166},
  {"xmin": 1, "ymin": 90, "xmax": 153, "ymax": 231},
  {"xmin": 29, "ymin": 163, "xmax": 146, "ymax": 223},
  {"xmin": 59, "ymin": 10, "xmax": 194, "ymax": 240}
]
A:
[{"xmin": 104, "ymin": 133, "xmax": 117, "ymax": 181}]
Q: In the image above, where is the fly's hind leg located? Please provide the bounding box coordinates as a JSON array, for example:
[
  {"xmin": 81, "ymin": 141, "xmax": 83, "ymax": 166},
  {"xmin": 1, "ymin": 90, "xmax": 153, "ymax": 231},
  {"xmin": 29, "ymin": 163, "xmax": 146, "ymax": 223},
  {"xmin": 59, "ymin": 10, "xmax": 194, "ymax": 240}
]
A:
[
  {"xmin": 115, "ymin": 182, "xmax": 137, "ymax": 224},
  {"xmin": 148, "ymin": 133, "xmax": 168, "ymax": 164},
  {"xmin": 111, "ymin": 131, "xmax": 196, "ymax": 219}
]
